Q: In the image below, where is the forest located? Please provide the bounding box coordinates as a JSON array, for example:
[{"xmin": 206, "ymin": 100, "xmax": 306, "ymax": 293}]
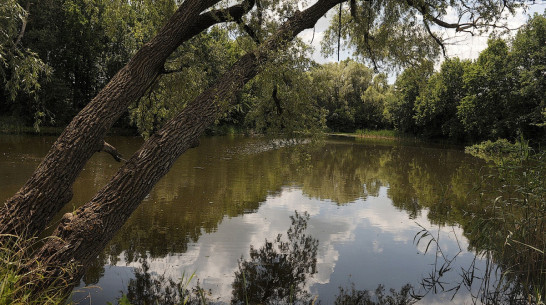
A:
[
  {"xmin": 0, "ymin": 0, "xmax": 545, "ymax": 303},
  {"xmin": 2, "ymin": 0, "xmax": 544, "ymax": 144}
]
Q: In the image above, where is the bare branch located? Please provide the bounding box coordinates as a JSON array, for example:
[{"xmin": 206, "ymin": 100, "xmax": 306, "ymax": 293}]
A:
[
  {"xmin": 99, "ymin": 141, "xmax": 125, "ymax": 162},
  {"xmin": 406, "ymin": 0, "xmax": 517, "ymax": 33}
]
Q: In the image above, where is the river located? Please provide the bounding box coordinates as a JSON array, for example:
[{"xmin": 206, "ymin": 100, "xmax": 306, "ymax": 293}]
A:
[{"xmin": 0, "ymin": 135, "xmax": 528, "ymax": 304}]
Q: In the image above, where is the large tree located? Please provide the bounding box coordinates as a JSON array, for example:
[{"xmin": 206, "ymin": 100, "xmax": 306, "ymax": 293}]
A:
[
  {"xmin": 0, "ymin": 0, "xmax": 523, "ymax": 296},
  {"xmin": 0, "ymin": 0, "xmax": 256, "ymax": 238}
]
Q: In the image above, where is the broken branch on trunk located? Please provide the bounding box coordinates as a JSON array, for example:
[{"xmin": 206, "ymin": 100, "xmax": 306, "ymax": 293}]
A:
[{"xmin": 99, "ymin": 141, "xmax": 124, "ymax": 162}]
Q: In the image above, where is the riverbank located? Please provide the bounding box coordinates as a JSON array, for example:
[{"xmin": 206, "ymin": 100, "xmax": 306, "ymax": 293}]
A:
[
  {"xmin": 328, "ymin": 129, "xmax": 419, "ymax": 141},
  {"xmin": 0, "ymin": 117, "xmax": 138, "ymax": 136}
]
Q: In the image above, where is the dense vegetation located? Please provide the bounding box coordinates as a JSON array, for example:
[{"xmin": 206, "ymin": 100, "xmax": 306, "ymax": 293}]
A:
[
  {"xmin": 1, "ymin": 0, "xmax": 544, "ymax": 303},
  {"xmin": 1, "ymin": 1, "xmax": 544, "ymax": 144}
]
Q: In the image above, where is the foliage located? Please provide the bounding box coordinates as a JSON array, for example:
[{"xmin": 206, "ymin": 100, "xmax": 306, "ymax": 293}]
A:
[
  {"xmin": 509, "ymin": 12, "xmax": 546, "ymax": 140},
  {"xmin": 389, "ymin": 13, "xmax": 546, "ymax": 144},
  {"xmin": 460, "ymin": 147, "xmax": 546, "ymax": 303},
  {"xmin": 384, "ymin": 61, "xmax": 433, "ymax": 134},
  {"xmin": 129, "ymin": 27, "xmax": 241, "ymax": 138},
  {"xmin": 359, "ymin": 74, "xmax": 393, "ymax": 130},
  {"xmin": 0, "ymin": 0, "xmax": 51, "ymax": 127},
  {"xmin": 322, "ymin": 0, "xmax": 522, "ymax": 70},
  {"xmin": 414, "ymin": 58, "xmax": 469, "ymax": 140},
  {"xmin": 2, "ymin": 0, "xmax": 541, "ymax": 142},
  {"xmin": 308, "ymin": 59, "xmax": 376, "ymax": 132},
  {"xmin": 457, "ymin": 39, "xmax": 514, "ymax": 140},
  {"xmin": 465, "ymin": 138, "xmax": 530, "ymax": 164},
  {"xmin": 322, "ymin": 1, "xmax": 440, "ymax": 69},
  {"xmin": 0, "ymin": 0, "xmax": 178, "ymax": 128},
  {"xmin": 241, "ymin": 40, "xmax": 328, "ymax": 136}
]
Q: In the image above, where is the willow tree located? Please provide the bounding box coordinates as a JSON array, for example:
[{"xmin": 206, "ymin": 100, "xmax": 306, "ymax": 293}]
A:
[
  {"xmin": 0, "ymin": 0, "xmax": 51, "ymax": 119},
  {"xmin": 0, "ymin": 0, "xmax": 523, "ymax": 295},
  {"xmin": 0, "ymin": 0, "xmax": 257, "ymax": 238}
]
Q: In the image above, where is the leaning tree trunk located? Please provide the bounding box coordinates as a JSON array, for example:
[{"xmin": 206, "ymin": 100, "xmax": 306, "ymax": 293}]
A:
[
  {"xmin": 30, "ymin": 0, "xmax": 345, "ymax": 294},
  {"xmin": 0, "ymin": 0, "xmax": 257, "ymax": 238}
]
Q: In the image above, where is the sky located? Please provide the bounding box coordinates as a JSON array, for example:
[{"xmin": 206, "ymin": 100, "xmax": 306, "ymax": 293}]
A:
[{"xmin": 297, "ymin": 2, "xmax": 546, "ymax": 66}]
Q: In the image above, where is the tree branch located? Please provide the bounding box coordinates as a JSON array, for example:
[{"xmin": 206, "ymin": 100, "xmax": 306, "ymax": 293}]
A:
[
  {"xmin": 13, "ymin": 1, "xmax": 31, "ymax": 49},
  {"xmin": 236, "ymin": 19, "xmax": 261, "ymax": 44},
  {"xmin": 191, "ymin": 0, "xmax": 256, "ymax": 36},
  {"xmin": 423, "ymin": 19, "xmax": 447, "ymax": 57},
  {"xmin": 99, "ymin": 141, "xmax": 124, "ymax": 162},
  {"xmin": 405, "ymin": 0, "xmax": 514, "ymax": 33},
  {"xmin": 272, "ymin": 84, "xmax": 283, "ymax": 115},
  {"xmin": 350, "ymin": 0, "xmax": 358, "ymax": 22}
]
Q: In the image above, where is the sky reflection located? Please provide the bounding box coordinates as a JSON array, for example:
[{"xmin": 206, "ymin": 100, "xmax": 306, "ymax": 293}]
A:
[{"xmin": 74, "ymin": 186, "xmax": 489, "ymax": 304}]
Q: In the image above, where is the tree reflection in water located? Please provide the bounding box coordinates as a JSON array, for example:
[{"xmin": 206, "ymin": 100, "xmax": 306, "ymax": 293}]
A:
[
  {"xmin": 231, "ymin": 211, "xmax": 318, "ymax": 304},
  {"xmin": 117, "ymin": 211, "xmax": 417, "ymax": 305},
  {"xmin": 123, "ymin": 259, "xmax": 208, "ymax": 305},
  {"xmin": 334, "ymin": 284, "xmax": 415, "ymax": 305}
]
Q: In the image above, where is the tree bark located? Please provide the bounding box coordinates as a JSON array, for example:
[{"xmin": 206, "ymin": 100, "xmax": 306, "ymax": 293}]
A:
[
  {"xmin": 0, "ymin": 0, "xmax": 256, "ymax": 238},
  {"xmin": 30, "ymin": 0, "xmax": 345, "ymax": 293}
]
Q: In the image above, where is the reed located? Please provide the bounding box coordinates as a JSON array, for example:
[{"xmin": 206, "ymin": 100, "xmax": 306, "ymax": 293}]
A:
[{"xmin": 464, "ymin": 139, "xmax": 545, "ymax": 303}]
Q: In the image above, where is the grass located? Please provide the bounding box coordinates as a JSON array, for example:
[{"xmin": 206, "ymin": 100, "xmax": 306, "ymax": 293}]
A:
[
  {"xmin": 355, "ymin": 129, "xmax": 402, "ymax": 138},
  {"xmin": 0, "ymin": 234, "xmax": 74, "ymax": 304},
  {"xmin": 327, "ymin": 129, "xmax": 421, "ymax": 142}
]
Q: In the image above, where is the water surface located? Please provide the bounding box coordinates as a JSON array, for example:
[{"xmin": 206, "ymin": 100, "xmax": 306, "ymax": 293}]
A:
[{"xmin": 0, "ymin": 135, "xmax": 510, "ymax": 304}]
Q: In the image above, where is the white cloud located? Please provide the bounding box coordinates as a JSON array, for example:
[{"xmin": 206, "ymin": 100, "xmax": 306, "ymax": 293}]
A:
[{"xmin": 92, "ymin": 187, "xmax": 483, "ymax": 304}]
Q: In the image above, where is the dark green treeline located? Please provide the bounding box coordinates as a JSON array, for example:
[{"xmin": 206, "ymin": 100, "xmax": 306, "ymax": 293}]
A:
[{"xmin": 1, "ymin": 1, "xmax": 544, "ymax": 144}]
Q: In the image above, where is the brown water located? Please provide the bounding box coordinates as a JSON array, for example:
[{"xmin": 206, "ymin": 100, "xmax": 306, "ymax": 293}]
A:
[{"xmin": 0, "ymin": 135, "xmax": 517, "ymax": 304}]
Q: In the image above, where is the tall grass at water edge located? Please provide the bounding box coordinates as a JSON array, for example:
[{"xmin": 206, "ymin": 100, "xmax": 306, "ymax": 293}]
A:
[
  {"xmin": 0, "ymin": 234, "xmax": 75, "ymax": 304},
  {"xmin": 465, "ymin": 138, "xmax": 545, "ymax": 304}
]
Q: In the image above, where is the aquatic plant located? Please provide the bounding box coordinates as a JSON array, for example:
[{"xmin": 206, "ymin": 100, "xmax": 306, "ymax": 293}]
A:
[{"xmin": 465, "ymin": 138, "xmax": 531, "ymax": 164}]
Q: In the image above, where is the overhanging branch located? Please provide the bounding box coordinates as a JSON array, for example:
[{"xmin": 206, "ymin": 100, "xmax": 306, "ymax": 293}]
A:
[
  {"xmin": 406, "ymin": 0, "xmax": 514, "ymax": 33},
  {"xmin": 423, "ymin": 19, "xmax": 447, "ymax": 57}
]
